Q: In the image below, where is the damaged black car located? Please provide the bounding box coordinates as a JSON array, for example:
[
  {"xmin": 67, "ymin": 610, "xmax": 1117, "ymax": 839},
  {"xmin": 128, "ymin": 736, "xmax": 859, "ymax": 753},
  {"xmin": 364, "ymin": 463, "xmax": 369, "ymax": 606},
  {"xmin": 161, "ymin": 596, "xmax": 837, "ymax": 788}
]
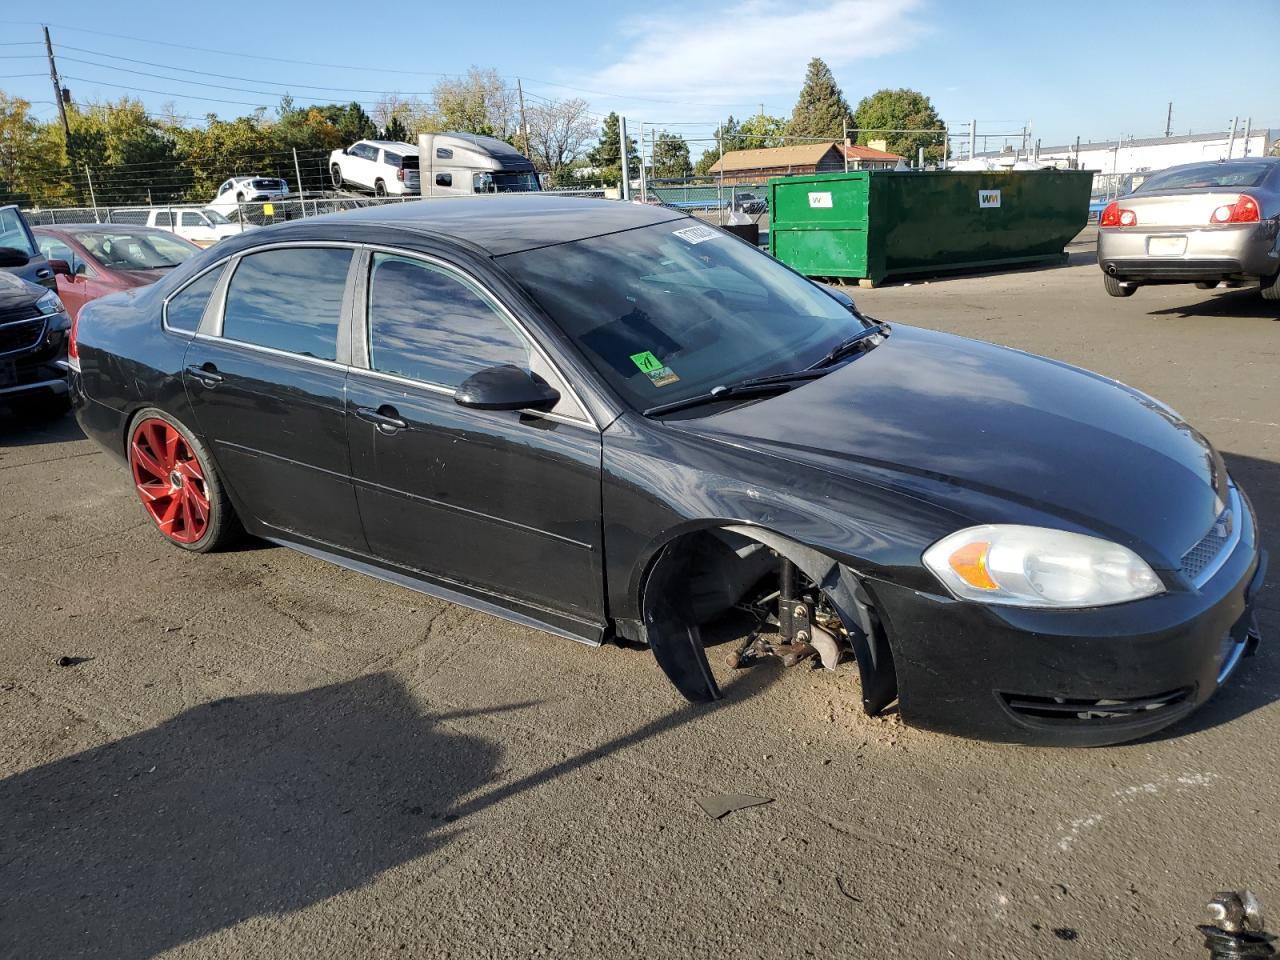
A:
[{"xmin": 69, "ymin": 197, "xmax": 1266, "ymax": 745}]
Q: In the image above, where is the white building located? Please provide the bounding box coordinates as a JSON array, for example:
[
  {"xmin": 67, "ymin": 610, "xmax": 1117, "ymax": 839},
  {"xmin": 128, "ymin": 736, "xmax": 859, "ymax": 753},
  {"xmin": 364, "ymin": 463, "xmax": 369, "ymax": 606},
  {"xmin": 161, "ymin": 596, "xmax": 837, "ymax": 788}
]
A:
[{"xmin": 976, "ymin": 129, "xmax": 1276, "ymax": 176}]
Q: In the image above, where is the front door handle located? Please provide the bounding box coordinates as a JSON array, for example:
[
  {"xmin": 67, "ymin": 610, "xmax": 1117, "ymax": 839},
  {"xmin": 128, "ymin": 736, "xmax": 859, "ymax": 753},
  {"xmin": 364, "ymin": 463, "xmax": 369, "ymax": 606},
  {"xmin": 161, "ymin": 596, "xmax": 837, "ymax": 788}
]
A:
[
  {"xmin": 186, "ymin": 363, "xmax": 223, "ymax": 386},
  {"xmin": 356, "ymin": 405, "xmax": 408, "ymax": 434}
]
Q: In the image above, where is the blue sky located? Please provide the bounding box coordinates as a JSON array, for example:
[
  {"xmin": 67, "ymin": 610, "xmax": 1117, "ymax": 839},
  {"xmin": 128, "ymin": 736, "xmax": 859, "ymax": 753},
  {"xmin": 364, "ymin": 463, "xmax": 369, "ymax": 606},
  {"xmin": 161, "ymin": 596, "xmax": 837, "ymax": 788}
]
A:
[{"xmin": 2, "ymin": 0, "xmax": 1276, "ymax": 152}]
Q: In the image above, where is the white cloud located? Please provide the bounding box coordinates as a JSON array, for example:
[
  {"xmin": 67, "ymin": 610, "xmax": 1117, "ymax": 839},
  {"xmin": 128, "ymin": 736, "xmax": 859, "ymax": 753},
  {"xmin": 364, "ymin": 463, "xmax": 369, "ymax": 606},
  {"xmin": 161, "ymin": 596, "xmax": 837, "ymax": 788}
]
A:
[{"xmin": 573, "ymin": 0, "xmax": 928, "ymax": 119}]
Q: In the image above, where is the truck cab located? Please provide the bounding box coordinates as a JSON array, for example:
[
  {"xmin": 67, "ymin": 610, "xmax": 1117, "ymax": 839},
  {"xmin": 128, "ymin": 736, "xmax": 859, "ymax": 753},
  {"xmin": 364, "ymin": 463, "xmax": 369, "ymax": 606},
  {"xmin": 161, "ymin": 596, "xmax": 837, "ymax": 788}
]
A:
[{"xmin": 417, "ymin": 133, "xmax": 540, "ymax": 197}]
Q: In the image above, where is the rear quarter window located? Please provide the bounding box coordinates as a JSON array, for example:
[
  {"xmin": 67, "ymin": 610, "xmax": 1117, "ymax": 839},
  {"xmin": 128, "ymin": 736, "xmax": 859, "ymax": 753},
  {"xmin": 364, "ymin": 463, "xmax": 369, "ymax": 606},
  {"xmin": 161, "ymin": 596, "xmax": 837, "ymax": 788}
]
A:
[{"xmin": 165, "ymin": 267, "xmax": 223, "ymax": 334}]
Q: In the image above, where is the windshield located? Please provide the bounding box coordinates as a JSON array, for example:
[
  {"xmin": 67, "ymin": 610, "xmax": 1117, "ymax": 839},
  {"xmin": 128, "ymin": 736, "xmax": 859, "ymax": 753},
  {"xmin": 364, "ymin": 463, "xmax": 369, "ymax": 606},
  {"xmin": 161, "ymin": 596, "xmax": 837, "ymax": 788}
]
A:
[
  {"xmin": 203, "ymin": 209, "xmax": 232, "ymax": 225},
  {"xmin": 473, "ymin": 171, "xmax": 541, "ymax": 194},
  {"xmin": 1138, "ymin": 162, "xmax": 1273, "ymax": 191},
  {"xmin": 76, "ymin": 231, "xmax": 199, "ymax": 269},
  {"xmin": 499, "ymin": 220, "xmax": 865, "ymax": 412},
  {"xmin": 0, "ymin": 206, "xmax": 37, "ymax": 257}
]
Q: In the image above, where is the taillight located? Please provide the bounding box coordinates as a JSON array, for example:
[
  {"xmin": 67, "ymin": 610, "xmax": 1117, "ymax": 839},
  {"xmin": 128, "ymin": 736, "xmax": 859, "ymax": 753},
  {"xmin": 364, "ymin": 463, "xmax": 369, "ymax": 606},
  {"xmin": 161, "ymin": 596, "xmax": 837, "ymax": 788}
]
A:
[
  {"xmin": 397, "ymin": 167, "xmax": 405, "ymax": 181},
  {"xmin": 1210, "ymin": 194, "xmax": 1260, "ymax": 224},
  {"xmin": 1100, "ymin": 201, "xmax": 1137, "ymax": 227},
  {"xmin": 68, "ymin": 311, "xmax": 80, "ymax": 371}
]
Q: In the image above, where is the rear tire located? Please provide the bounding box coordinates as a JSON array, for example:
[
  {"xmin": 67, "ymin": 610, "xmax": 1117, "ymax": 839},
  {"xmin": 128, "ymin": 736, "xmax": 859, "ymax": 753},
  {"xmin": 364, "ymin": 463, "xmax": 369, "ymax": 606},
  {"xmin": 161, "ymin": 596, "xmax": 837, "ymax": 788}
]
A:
[
  {"xmin": 1195, "ymin": 281, "xmax": 1218, "ymax": 290},
  {"xmin": 330, "ymin": 164, "xmax": 343, "ymax": 189},
  {"xmin": 1103, "ymin": 274, "xmax": 1137, "ymax": 298},
  {"xmin": 374, "ymin": 179, "xmax": 387, "ymax": 197},
  {"xmin": 127, "ymin": 408, "xmax": 240, "ymax": 553},
  {"xmin": 1262, "ymin": 272, "xmax": 1280, "ymax": 301}
]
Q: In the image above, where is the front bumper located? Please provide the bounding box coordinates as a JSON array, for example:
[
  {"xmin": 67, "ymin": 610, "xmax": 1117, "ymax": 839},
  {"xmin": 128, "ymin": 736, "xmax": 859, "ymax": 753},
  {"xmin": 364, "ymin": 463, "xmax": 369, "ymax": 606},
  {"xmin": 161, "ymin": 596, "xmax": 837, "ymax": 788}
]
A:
[
  {"xmin": 1098, "ymin": 221, "xmax": 1280, "ymax": 282},
  {"xmin": 0, "ymin": 333, "xmax": 70, "ymax": 403},
  {"xmin": 870, "ymin": 510, "xmax": 1266, "ymax": 746}
]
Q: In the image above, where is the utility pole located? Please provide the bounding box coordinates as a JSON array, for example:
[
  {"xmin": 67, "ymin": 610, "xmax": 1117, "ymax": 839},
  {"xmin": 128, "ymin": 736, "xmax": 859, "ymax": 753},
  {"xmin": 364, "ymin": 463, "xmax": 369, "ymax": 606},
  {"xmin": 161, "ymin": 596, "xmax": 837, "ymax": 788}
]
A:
[
  {"xmin": 650, "ymin": 126, "xmax": 656, "ymax": 181},
  {"xmin": 516, "ymin": 79, "xmax": 530, "ymax": 159},
  {"xmin": 969, "ymin": 118, "xmax": 976, "ymax": 163},
  {"xmin": 1226, "ymin": 116, "xmax": 1238, "ymax": 160},
  {"xmin": 292, "ymin": 148, "xmax": 306, "ymax": 211},
  {"xmin": 1242, "ymin": 117, "xmax": 1252, "ymax": 157},
  {"xmin": 618, "ymin": 115, "xmax": 631, "ymax": 201},
  {"xmin": 1164, "ymin": 101, "xmax": 1173, "ymax": 138},
  {"xmin": 842, "ymin": 117, "xmax": 849, "ymax": 173},
  {"xmin": 43, "ymin": 26, "xmax": 71, "ymax": 147},
  {"xmin": 83, "ymin": 165, "xmax": 98, "ymax": 221}
]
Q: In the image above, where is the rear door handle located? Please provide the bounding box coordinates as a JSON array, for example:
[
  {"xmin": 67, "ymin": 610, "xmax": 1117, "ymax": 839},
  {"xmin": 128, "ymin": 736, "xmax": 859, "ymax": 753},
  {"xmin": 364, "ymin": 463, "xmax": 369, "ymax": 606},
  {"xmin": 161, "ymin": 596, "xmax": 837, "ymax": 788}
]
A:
[
  {"xmin": 186, "ymin": 363, "xmax": 223, "ymax": 386},
  {"xmin": 356, "ymin": 405, "xmax": 408, "ymax": 433}
]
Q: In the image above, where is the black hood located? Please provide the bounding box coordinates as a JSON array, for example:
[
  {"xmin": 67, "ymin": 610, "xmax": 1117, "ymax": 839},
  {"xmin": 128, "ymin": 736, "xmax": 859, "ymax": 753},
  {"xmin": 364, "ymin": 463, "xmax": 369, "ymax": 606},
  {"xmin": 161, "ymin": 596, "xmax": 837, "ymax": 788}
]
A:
[
  {"xmin": 685, "ymin": 325, "xmax": 1225, "ymax": 567},
  {"xmin": 0, "ymin": 269, "xmax": 46, "ymax": 310}
]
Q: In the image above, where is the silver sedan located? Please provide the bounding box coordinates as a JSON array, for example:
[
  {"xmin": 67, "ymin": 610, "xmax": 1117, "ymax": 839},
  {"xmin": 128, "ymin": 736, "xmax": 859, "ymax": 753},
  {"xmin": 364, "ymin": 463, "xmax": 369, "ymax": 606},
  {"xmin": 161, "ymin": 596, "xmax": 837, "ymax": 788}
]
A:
[{"xmin": 1097, "ymin": 157, "xmax": 1280, "ymax": 299}]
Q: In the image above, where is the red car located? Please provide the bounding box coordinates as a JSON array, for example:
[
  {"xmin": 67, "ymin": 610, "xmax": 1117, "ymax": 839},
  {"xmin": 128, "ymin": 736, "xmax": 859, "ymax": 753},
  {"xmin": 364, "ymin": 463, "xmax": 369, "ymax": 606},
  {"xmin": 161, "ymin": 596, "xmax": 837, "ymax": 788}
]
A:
[{"xmin": 32, "ymin": 224, "xmax": 201, "ymax": 319}]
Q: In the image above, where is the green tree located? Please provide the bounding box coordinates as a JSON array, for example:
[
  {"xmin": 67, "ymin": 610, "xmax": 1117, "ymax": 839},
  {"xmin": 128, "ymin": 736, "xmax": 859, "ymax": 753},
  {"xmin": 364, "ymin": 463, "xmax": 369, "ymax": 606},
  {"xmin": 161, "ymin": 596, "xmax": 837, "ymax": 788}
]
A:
[
  {"xmin": 736, "ymin": 114, "xmax": 787, "ymax": 150},
  {"xmin": 853, "ymin": 88, "xmax": 944, "ymax": 162},
  {"xmin": 586, "ymin": 112, "xmax": 638, "ymax": 187},
  {"xmin": 381, "ymin": 115, "xmax": 410, "ymax": 143},
  {"xmin": 651, "ymin": 132, "xmax": 691, "ymax": 179},
  {"xmin": 694, "ymin": 116, "xmax": 740, "ymax": 175},
  {"xmin": 66, "ymin": 98, "xmax": 181, "ymax": 204},
  {"xmin": 786, "ymin": 57, "xmax": 852, "ymax": 142},
  {"xmin": 0, "ymin": 92, "xmax": 63, "ymax": 204},
  {"xmin": 431, "ymin": 67, "xmax": 516, "ymax": 137}
]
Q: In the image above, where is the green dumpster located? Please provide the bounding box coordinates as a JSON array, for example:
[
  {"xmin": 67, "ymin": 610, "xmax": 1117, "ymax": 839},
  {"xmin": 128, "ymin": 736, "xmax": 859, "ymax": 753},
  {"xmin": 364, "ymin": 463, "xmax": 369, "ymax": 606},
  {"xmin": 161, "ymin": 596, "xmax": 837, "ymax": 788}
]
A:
[{"xmin": 768, "ymin": 169, "xmax": 1092, "ymax": 286}]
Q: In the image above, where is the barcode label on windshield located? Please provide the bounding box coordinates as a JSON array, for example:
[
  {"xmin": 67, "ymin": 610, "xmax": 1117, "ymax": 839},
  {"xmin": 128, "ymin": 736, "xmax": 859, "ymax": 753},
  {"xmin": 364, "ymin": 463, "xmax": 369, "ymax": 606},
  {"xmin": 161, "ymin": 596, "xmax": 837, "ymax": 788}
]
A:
[{"xmin": 674, "ymin": 224, "xmax": 720, "ymax": 245}]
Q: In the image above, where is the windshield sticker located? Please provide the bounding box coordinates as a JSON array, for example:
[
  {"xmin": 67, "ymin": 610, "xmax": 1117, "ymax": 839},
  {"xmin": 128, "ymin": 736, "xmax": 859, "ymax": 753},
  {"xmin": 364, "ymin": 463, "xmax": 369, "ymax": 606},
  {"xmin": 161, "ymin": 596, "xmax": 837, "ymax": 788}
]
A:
[
  {"xmin": 673, "ymin": 224, "xmax": 720, "ymax": 245},
  {"xmin": 630, "ymin": 351, "xmax": 679, "ymax": 387},
  {"xmin": 630, "ymin": 350, "xmax": 664, "ymax": 373},
  {"xmin": 646, "ymin": 365, "xmax": 680, "ymax": 387}
]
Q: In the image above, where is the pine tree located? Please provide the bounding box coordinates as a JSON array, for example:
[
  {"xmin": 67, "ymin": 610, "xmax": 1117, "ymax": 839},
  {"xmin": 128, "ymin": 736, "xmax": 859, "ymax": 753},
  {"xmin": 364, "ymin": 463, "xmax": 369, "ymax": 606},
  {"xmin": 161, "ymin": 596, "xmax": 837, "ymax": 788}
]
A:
[
  {"xmin": 586, "ymin": 112, "xmax": 639, "ymax": 187},
  {"xmin": 786, "ymin": 58, "xmax": 853, "ymax": 142}
]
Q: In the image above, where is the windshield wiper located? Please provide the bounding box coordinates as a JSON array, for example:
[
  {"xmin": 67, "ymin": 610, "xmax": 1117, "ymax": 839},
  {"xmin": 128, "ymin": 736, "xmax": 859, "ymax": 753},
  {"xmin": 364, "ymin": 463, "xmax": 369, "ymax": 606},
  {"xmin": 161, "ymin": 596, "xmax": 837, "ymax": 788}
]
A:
[
  {"xmin": 643, "ymin": 369, "xmax": 828, "ymax": 418},
  {"xmin": 809, "ymin": 321, "xmax": 890, "ymax": 369}
]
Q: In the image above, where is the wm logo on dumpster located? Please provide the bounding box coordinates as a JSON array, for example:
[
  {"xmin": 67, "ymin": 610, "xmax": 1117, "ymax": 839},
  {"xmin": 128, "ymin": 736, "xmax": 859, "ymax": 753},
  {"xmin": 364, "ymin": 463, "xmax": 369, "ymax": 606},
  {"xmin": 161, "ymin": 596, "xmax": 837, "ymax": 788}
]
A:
[{"xmin": 978, "ymin": 190, "xmax": 1002, "ymax": 208}]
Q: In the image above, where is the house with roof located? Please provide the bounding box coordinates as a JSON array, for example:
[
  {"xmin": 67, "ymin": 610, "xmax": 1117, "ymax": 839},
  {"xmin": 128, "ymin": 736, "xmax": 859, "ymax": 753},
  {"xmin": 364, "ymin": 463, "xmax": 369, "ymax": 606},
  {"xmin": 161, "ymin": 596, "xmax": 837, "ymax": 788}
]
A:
[{"xmin": 708, "ymin": 142, "xmax": 905, "ymax": 183}]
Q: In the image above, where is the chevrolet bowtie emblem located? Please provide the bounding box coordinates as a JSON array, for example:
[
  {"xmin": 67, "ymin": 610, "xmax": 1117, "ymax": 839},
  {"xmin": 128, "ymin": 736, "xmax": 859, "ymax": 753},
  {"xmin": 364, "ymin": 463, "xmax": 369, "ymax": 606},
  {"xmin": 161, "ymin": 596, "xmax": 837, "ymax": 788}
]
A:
[{"xmin": 1214, "ymin": 512, "xmax": 1233, "ymax": 538}]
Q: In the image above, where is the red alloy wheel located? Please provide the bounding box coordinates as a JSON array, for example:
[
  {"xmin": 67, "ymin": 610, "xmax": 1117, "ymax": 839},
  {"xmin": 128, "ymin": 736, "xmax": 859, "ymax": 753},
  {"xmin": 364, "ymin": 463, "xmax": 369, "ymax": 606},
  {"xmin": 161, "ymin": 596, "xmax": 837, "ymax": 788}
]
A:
[{"xmin": 129, "ymin": 418, "xmax": 211, "ymax": 544}]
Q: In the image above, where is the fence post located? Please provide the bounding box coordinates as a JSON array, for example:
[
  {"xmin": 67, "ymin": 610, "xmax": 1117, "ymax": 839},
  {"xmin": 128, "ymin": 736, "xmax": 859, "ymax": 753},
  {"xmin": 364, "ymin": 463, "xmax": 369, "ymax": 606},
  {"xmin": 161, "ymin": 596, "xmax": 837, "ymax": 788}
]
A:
[{"xmin": 84, "ymin": 165, "xmax": 99, "ymax": 222}]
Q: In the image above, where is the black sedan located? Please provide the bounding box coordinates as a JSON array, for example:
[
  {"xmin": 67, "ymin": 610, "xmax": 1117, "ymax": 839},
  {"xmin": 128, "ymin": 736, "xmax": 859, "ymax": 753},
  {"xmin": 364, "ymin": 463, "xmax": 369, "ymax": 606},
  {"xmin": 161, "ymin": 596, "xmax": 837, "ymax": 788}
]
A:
[{"xmin": 70, "ymin": 197, "xmax": 1266, "ymax": 745}]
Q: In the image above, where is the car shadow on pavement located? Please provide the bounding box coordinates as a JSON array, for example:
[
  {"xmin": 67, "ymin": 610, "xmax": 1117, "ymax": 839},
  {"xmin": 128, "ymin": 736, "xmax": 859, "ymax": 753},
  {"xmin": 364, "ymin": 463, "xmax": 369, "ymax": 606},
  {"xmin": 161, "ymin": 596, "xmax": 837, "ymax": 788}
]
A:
[
  {"xmin": 0, "ymin": 673, "xmax": 508, "ymax": 959},
  {"xmin": 1146, "ymin": 287, "xmax": 1280, "ymax": 320},
  {"xmin": 0, "ymin": 410, "xmax": 84, "ymax": 447},
  {"xmin": 0, "ymin": 663, "xmax": 781, "ymax": 959},
  {"xmin": 1143, "ymin": 451, "xmax": 1280, "ymax": 742}
]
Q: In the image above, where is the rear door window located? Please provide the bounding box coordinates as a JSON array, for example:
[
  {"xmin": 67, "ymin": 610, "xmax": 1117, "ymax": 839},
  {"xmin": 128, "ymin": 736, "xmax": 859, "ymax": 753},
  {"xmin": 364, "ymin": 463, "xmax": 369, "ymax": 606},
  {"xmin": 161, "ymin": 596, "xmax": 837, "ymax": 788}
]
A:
[
  {"xmin": 222, "ymin": 247, "xmax": 352, "ymax": 360},
  {"xmin": 180, "ymin": 212, "xmax": 206, "ymax": 227}
]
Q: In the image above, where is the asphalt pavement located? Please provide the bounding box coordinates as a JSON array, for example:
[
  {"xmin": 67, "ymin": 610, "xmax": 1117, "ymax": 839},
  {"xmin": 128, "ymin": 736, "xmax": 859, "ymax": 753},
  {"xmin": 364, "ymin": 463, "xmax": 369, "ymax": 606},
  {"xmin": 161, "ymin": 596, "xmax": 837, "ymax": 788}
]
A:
[{"xmin": 2, "ymin": 227, "xmax": 1277, "ymax": 959}]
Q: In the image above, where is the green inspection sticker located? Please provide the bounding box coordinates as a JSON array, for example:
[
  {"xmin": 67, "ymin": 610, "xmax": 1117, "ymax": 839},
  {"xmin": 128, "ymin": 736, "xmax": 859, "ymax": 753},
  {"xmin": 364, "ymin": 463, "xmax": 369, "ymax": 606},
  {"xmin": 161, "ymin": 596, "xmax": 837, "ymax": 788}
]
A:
[{"xmin": 630, "ymin": 350, "xmax": 664, "ymax": 373}]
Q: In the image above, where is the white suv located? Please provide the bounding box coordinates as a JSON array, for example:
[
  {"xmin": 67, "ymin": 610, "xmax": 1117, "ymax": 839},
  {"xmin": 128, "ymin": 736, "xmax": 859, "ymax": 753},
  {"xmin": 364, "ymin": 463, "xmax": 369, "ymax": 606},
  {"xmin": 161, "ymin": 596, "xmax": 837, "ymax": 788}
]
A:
[
  {"xmin": 115, "ymin": 207, "xmax": 253, "ymax": 248},
  {"xmin": 329, "ymin": 140, "xmax": 420, "ymax": 196},
  {"xmin": 207, "ymin": 176, "xmax": 290, "ymax": 215}
]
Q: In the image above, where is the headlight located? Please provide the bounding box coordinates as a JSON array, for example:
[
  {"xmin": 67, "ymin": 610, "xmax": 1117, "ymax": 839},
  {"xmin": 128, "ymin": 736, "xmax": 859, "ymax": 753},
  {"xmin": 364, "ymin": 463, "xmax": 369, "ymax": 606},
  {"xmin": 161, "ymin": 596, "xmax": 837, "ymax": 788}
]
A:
[
  {"xmin": 922, "ymin": 525, "xmax": 1164, "ymax": 608},
  {"xmin": 36, "ymin": 290, "xmax": 67, "ymax": 316}
]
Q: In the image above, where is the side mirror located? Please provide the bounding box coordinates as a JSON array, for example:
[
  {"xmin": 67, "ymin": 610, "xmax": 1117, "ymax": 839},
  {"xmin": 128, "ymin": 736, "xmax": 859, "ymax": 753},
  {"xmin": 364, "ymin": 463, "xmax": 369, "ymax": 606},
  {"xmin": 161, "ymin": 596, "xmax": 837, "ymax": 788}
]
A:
[
  {"xmin": 826, "ymin": 286, "xmax": 858, "ymax": 313},
  {"xmin": 454, "ymin": 364, "xmax": 560, "ymax": 412},
  {"xmin": 0, "ymin": 246, "xmax": 30, "ymax": 267},
  {"xmin": 49, "ymin": 258, "xmax": 72, "ymax": 277}
]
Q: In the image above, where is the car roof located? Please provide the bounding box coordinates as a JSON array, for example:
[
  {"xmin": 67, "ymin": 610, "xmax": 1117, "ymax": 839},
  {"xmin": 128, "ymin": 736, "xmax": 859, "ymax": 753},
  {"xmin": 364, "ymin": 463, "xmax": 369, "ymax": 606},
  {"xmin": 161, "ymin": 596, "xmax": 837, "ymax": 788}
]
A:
[
  {"xmin": 34, "ymin": 222, "xmax": 185, "ymax": 234},
  {"xmin": 263, "ymin": 195, "xmax": 689, "ymax": 257}
]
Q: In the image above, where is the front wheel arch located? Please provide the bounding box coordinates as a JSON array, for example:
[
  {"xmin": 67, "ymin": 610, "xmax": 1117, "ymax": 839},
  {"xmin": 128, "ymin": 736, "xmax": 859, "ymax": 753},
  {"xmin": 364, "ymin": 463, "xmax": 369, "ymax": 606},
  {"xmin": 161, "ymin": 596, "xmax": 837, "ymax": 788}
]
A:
[{"xmin": 633, "ymin": 524, "xmax": 898, "ymax": 715}]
